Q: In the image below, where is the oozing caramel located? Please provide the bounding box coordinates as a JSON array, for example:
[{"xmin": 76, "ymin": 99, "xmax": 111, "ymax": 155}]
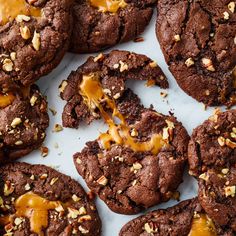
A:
[
  {"xmin": 89, "ymin": 0, "xmax": 127, "ymax": 13},
  {"xmin": 79, "ymin": 73, "xmax": 167, "ymax": 154},
  {"xmin": 0, "ymin": 93, "xmax": 15, "ymax": 108},
  {"xmin": 0, "ymin": 192, "xmax": 61, "ymax": 236},
  {"xmin": 0, "ymin": 0, "xmax": 41, "ymax": 25},
  {"xmin": 188, "ymin": 214, "xmax": 217, "ymax": 236}
]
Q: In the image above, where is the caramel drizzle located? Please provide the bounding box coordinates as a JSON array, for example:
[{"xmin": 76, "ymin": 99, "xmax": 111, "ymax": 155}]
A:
[
  {"xmin": 0, "ymin": 192, "xmax": 61, "ymax": 236},
  {"xmin": 188, "ymin": 214, "xmax": 217, "ymax": 236},
  {"xmin": 0, "ymin": 0, "xmax": 41, "ymax": 25},
  {"xmin": 79, "ymin": 73, "xmax": 167, "ymax": 154},
  {"xmin": 89, "ymin": 0, "xmax": 127, "ymax": 13}
]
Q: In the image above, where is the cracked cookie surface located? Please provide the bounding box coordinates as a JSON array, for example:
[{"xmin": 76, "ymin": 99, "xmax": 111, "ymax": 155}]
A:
[
  {"xmin": 156, "ymin": 0, "xmax": 236, "ymax": 106},
  {"xmin": 188, "ymin": 109, "xmax": 236, "ymax": 177},
  {"xmin": 70, "ymin": 0, "xmax": 156, "ymax": 53},
  {"xmin": 0, "ymin": 0, "xmax": 72, "ymax": 91},
  {"xmin": 0, "ymin": 85, "xmax": 49, "ymax": 164},
  {"xmin": 198, "ymin": 167, "xmax": 236, "ymax": 235},
  {"xmin": 59, "ymin": 50, "xmax": 168, "ymax": 128},
  {"xmin": 73, "ymin": 89, "xmax": 189, "ymax": 214},
  {"xmin": 119, "ymin": 198, "xmax": 232, "ymax": 236},
  {"xmin": 0, "ymin": 162, "xmax": 102, "ymax": 236}
]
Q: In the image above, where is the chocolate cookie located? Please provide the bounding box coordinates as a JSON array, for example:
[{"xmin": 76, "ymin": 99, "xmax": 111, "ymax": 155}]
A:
[
  {"xmin": 0, "ymin": 162, "xmax": 102, "ymax": 236},
  {"xmin": 0, "ymin": 85, "xmax": 49, "ymax": 164},
  {"xmin": 198, "ymin": 167, "xmax": 236, "ymax": 234},
  {"xmin": 188, "ymin": 109, "xmax": 236, "ymax": 177},
  {"xmin": 59, "ymin": 50, "xmax": 168, "ymax": 128},
  {"xmin": 156, "ymin": 0, "xmax": 236, "ymax": 106},
  {"xmin": 70, "ymin": 0, "xmax": 156, "ymax": 53},
  {"xmin": 73, "ymin": 85, "xmax": 189, "ymax": 214},
  {"xmin": 119, "ymin": 198, "xmax": 232, "ymax": 236},
  {"xmin": 0, "ymin": 0, "xmax": 72, "ymax": 91}
]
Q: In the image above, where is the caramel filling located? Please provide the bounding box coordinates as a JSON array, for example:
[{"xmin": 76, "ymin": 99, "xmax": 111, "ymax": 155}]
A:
[
  {"xmin": 0, "ymin": 87, "xmax": 30, "ymax": 108},
  {"xmin": 79, "ymin": 73, "xmax": 167, "ymax": 154},
  {"xmin": 0, "ymin": 192, "xmax": 61, "ymax": 236},
  {"xmin": 89, "ymin": 0, "xmax": 127, "ymax": 13},
  {"xmin": 0, "ymin": 0, "xmax": 41, "ymax": 25},
  {"xmin": 0, "ymin": 93, "xmax": 15, "ymax": 108},
  {"xmin": 188, "ymin": 214, "xmax": 217, "ymax": 236}
]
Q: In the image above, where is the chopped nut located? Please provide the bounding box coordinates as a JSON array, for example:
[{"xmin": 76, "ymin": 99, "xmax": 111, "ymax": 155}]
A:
[
  {"xmin": 97, "ymin": 175, "xmax": 108, "ymax": 186},
  {"xmin": 10, "ymin": 52, "xmax": 16, "ymax": 61},
  {"xmin": 130, "ymin": 129, "xmax": 138, "ymax": 137},
  {"xmin": 49, "ymin": 108, "xmax": 57, "ymax": 116},
  {"xmin": 185, "ymin": 58, "xmax": 195, "ymax": 67},
  {"xmin": 160, "ymin": 91, "xmax": 168, "ymax": 98},
  {"xmin": 144, "ymin": 222, "xmax": 157, "ymax": 233},
  {"xmin": 20, "ymin": 26, "xmax": 31, "ymax": 40},
  {"xmin": 93, "ymin": 53, "xmax": 104, "ymax": 62},
  {"xmin": 30, "ymin": 95, "xmax": 38, "ymax": 106},
  {"xmin": 32, "ymin": 31, "xmax": 40, "ymax": 51},
  {"xmin": 40, "ymin": 146, "xmax": 49, "ymax": 157},
  {"xmin": 59, "ymin": 81, "xmax": 68, "ymax": 93},
  {"xmin": 228, "ymin": 2, "xmax": 235, "ymax": 13},
  {"xmin": 133, "ymin": 162, "xmax": 142, "ymax": 170},
  {"xmin": 223, "ymin": 11, "xmax": 230, "ymax": 20},
  {"xmin": 113, "ymin": 93, "xmax": 121, "ymax": 99},
  {"xmin": 202, "ymin": 58, "xmax": 215, "ymax": 72},
  {"xmin": 2, "ymin": 58, "xmax": 14, "ymax": 72},
  {"xmin": 4, "ymin": 181, "xmax": 14, "ymax": 196},
  {"xmin": 67, "ymin": 207, "xmax": 81, "ymax": 219},
  {"xmin": 14, "ymin": 217, "xmax": 23, "ymax": 226},
  {"xmin": 24, "ymin": 183, "xmax": 31, "ymax": 191},
  {"xmin": 224, "ymin": 186, "xmax": 235, "ymax": 197},
  {"xmin": 174, "ymin": 34, "xmax": 181, "ymax": 42},
  {"xmin": 149, "ymin": 61, "xmax": 157, "ymax": 68},
  {"xmin": 218, "ymin": 136, "xmax": 226, "ymax": 147},
  {"xmin": 199, "ymin": 173, "xmax": 209, "ymax": 181},
  {"xmin": 15, "ymin": 14, "xmax": 31, "ymax": 23},
  {"xmin": 78, "ymin": 206, "xmax": 87, "ymax": 215},
  {"xmin": 225, "ymin": 138, "xmax": 236, "ymax": 149},
  {"xmin": 55, "ymin": 204, "xmax": 64, "ymax": 212},
  {"xmin": 53, "ymin": 124, "xmax": 63, "ymax": 132},
  {"xmin": 50, "ymin": 177, "xmax": 58, "ymax": 185},
  {"xmin": 72, "ymin": 194, "xmax": 81, "ymax": 202},
  {"xmin": 40, "ymin": 173, "xmax": 48, "ymax": 179},
  {"xmin": 222, "ymin": 168, "xmax": 229, "ymax": 175},
  {"xmin": 15, "ymin": 140, "xmax": 23, "ymax": 145},
  {"xmin": 78, "ymin": 225, "xmax": 89, "ymax": 234},
  {"xmin": 11, "ymin": 118, "xmax": 22, "ymax": 128},
  {"xmin": 76, "ymin": 158, "xmax": 82, "ymax": 164},
  {"xmin": 119, "ymin": 60, "xmax": 128, "ymax": 72},
  {"xmin": 78, "ymin": 215, "xmax": 92, "ymax": 223}
]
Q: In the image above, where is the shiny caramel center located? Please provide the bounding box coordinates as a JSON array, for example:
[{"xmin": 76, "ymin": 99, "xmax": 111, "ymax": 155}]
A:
[
  {"xmin": 0, "ymin": 93, "xmax": 15, "ymax": 108},
  {"xmin": 89, "ymin": 0, "xmax": 127, "ymax": 13},
  {"xmin": 0, "ymin": 192, "xmax": 61, "ymax": 236},
  {"xmin": 79, "ymin": 73, "xmax": 167, "ymax": 154},
  {"xmin": 0, "ymin": 0, "xmax": 41, "ymax": 25},
  {"xmin": 188, "ymin": 214, "xmax": 217, "ymax": 236}
]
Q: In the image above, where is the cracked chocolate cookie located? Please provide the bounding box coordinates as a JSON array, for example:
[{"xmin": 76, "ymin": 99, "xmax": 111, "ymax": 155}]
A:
[
  {"xmin": 188, "ymin": 109, "xmax": 236, "ymax": 177},
  {"xmin": 0, "ymin": 0, "xmax": 72, "ymax": 91},
  {"xmin": 59, "ymin": 50, "xmax": 168, "ymax": 128},
  {"xmin": 0, "ymin": 85, "xmax": 49, "ymax": 164},
  {"xmin": 156, "ymin": 0, "xmax": 236, "ymax": 106},
  {"xmin": 0, "ymin": 162, "xmax": 102, "ymax": 236},
  {"xmin": 72, "ymin": 82, "xmax": 188, "ymax": 214},
  {"xmin": 70, "ymin": 0, "xmax": 156, "ymax": 53},
  {"xmin": 119, "ymin": 198, "xmax": 231, "ymax": 236},
  {"xmin": 198, "ymin": 167, "xmax": 236, "ymax": 235}
]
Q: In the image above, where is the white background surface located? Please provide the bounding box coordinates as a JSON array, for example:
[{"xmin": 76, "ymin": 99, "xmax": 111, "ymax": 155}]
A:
[{"xmin": 19, "ymin": 12, "xmax": 226, "ymax": 236}]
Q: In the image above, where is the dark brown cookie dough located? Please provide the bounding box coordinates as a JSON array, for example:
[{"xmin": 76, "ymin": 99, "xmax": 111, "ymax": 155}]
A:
[
  {"xmin": 120, "ymin": 198, "xmax": 232, "ymax": 236},
  {"xmin": 59, "ymin": 50, "xmax": 168, "ymax": 128},
  {"xmin": 198, "ymin": 167, "xmax": 236, "ymax": 234},
  {"xmin": 0, "ymin": 85, "xmax": 49, "ymax": 164},
  {"xmin": 73, "ymin": 89, "xmax": 189, "ymax": 214},
  {"xmin": 0, "ymin": 0, "xmax": 72, "ymax": 91},
  {"xmin": 188, "ymin": 109, "xmax": 236, "ymax": 177},
  {"xmin": 156, "ymin": 0, "xmax": 236, "ymax": 106},
  {"xmin": 70, "ymin": 0, "xmax": 156, "ymax": 53},
  {"xmin": 0, "ymin": 162, "xmax": 102, "ymax": 236}
]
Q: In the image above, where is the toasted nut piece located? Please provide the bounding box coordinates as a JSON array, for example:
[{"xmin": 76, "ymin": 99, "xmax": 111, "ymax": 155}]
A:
[
  {"xmin": 225, "ymin": 186, "xmax": 235, "ymax": 197},
  {"xmin": 228, "ymin": 2, "xmax": 235, "ymax": 13},
  {"xmin": 11, "ymin": 117, "xmax": 22, "ymax": 128},
  {"xmin": 16, "ymin": 14, "xmax": 30, "ymax": 23},
  {"xmin": 32, "ymin": 31, "xmax": 40, "ymax": 51},
  {"xmin": 2, "ymin": 58, "xmax": 14, "ymax": 72},
  {"xmin": 20, "ymin": 26, "xmax": 31, "ymax": 40},
  {"xmin": 185, "ymin": 58, "xmax": 195, "ymax": 67},
  {"xmin": 218, "ymin": 136, "xmax": 226, "ymax": 147},
  {"xmin": 97, "ymin": 175, "xmax": 108, "ymax": 186},
  {"xmin": 202, "ymin": 58, "xmax": 215, "ymax": 72},
  {"xmin": 174, "ymin": 34, "xmax": 181, "ymax": 42}
]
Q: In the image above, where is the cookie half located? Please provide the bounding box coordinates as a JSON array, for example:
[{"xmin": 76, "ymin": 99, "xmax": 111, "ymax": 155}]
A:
[
  {"xmin": 0, "ymin": 85, "xmax": 49, "ymax": 164},
  {"xmin": 198, "ymin": 167, "xmax": 236, "ymax": 234},
  {"xmin": 70, "ymin": 0, "xmax": 156, "ymax": 53},
  {"xmin": 0, "ymin": 0, "xmax": 72, "ymax": 91},
  {"xmin": 119, "ymin": 198, "xmax": 231, "ymax": 236},
  {"xmin": 0, "ymin": 162, "xmax": 102, "ymax": 236},
  {"xmin": 59, "ymin": 50, "xmax": 168, "ymax": 128},
  {"xmin": 188, "ymin": 109, "xmax": 236, "ymax": 177},
  {"xmin": 156, "ymin": 0, "xmax": 236, "ymax": 106}
]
